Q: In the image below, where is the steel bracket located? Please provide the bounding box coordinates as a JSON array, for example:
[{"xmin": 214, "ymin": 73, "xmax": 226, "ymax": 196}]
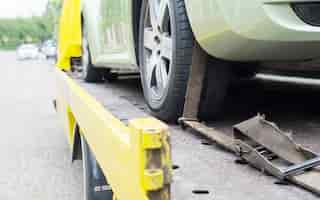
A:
[{"xmin": 234, "ymin": 115, "xmax": 320, "ymax": 195}]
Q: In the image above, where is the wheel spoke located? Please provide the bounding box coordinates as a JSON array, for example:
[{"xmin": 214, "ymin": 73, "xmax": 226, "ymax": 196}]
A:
[
  {"xmin": 159, "ymin": 59, "xmax": 169, "ymax": 85},
  {"xmin": 160, "ymin": 34, "xmax": 172, "ymax": 60},
  {"xmin": 148, "ymin": 0, "xmax": 159, "ymax": 30},
  {"xmin": 158, "ymin": 0, "xmax": 169, "ymax": 31},
  {"xmin": 155, "ymin": 61, "xmax": 164, "ymax": 90},
  {"xmin": 154, "ymin": 59, "xmax": 169, "ymax": 90},
  {"xmin": 144, "ymin": 28, "xmax": 157, "ymax": 51}
]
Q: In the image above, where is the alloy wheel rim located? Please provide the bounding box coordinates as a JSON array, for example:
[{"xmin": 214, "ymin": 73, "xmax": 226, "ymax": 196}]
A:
[{"xmin": 143, "ymin": 0, "xmax": 173, "ymax": 100}]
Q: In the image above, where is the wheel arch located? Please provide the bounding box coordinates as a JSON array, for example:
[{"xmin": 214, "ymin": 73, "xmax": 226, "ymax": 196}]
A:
[
  {"xmin": 176, "ymin": 0, "xmax": 213, "ymax": 56},
  {"xmin": 132, "ymin": 0, "xmax": 143, "ymax": 66}
]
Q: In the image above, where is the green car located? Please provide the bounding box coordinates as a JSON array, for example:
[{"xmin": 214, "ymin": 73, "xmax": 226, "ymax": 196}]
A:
[{"xmin": 79, "ymin": 0, "xmax": 320, "ymax": 121}]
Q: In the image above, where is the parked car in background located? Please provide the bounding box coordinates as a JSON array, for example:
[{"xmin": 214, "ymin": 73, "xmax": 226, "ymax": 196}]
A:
[
  {"xmin": 41, "ymin": 40, "xmax": 57, "ymax": 60},
  {"xmin": 16, "ymin": 44, "xmax": 39, "ymax": 60},
  {"xmin": 59, "ymin": 0, "xmax": 320, "ymax": 121}
]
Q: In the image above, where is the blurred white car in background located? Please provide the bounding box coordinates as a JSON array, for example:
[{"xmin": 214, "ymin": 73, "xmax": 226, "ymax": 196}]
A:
[
  {"xmin": 41, "ymin": 40, "xmax": 57, "ymax": 60},
  {"xmin": 16, "ymin": 44, "xmax": 39, "ymax": 60}
]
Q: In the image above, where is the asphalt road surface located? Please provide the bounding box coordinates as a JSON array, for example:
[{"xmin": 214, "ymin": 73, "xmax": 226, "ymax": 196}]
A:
[
  {"xmin": 1, "ymin": 50, "xmax": 320, "ymax": 199},
  {"xmin": 0, "ymin": 51, "xmax": 82, "ymax": 199}
]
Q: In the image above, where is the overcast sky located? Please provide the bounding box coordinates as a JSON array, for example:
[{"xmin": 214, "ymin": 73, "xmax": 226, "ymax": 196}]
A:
[{"xmin": 0, "ymin": 0, "xmax": 48, "ymax": 18}]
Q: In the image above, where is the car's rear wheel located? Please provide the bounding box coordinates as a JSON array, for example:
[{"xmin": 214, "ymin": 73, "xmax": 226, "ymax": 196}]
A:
[
  {"xmin": 81, "ymin": 135, "xmax": 113, "ymax": 200},
  {"xmin": 139, "ymin": 0, "xmax": 231, "ymax": 121}
]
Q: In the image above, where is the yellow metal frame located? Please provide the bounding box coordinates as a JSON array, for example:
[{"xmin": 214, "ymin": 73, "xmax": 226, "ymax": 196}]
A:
[
  {"xmin": 57, "ymin": 0, "xmax": 82, "ymax": 71},
  {"xmin": 55, "ymin": 69, "xmax": 172, "ymax": 200}
]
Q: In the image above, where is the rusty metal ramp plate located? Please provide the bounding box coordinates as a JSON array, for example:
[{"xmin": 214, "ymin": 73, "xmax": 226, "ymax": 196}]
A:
[{"xmin": 234, "ymin": 115, "xmax": 320, "ymax": 195}]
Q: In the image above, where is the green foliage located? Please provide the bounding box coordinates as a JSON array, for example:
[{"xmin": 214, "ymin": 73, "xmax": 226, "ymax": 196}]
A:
[
  {"xmin": 0, "ymin": 0, "xmax": 62, "ymax": 49},
  {"xmin": 0, "ymin": 17, "xmax": 50, "ymax": 49}
]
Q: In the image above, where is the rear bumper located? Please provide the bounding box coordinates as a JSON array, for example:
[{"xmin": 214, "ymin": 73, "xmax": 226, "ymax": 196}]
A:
[{"xmin": 185, "ymin": 0, "xmax": 320, "ymax": 61}]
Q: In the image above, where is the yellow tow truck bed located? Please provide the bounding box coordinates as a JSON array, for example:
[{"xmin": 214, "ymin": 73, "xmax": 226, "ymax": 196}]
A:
[
  {"xmin": 55, "ymin": 0, "xmax": 320, "ymax": 198},
  {"xmin": 54, "ymin": 68, "xmax": 319, "ymax": 200}
]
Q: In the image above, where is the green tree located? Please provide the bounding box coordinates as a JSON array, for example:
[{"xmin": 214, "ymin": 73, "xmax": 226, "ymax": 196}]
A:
[{"xmin": 0, "ymin": 0, "xmax": 62, "ymax": 49}]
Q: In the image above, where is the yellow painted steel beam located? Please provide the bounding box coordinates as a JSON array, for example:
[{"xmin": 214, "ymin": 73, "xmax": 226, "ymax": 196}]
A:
[
  {"xmin": 57, "ymin": 0, "xmax": 82, "ymax": 71},
  {"xmin": 55, "ymin": 69, "xmax": 172, "ymax": 200}
]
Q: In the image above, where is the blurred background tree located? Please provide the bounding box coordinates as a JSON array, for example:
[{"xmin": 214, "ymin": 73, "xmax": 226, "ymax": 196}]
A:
[{"xmin": 0, "ymin": 0, "xmax": 62, "ymax": 49}]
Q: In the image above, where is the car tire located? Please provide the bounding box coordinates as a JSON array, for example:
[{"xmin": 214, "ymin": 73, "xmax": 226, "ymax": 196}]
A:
[
  {"xmin": 139, "ymin": 0, "xmax": 194, "ymax": 121},
  {"xmin": 81, "ymin": 135, "xmax": 113, "ymax": 200},
  {"xmin": 139, "ymin": 0, "xmax": 231, "ymax": 121},
  {"xmin": 81, "ymin": 24, "xmax": 104, "ymax": 83}
]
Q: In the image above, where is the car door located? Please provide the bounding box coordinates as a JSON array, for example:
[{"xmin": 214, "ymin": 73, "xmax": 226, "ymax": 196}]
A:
[{"xmin": 97, "ymin": 0, "xmax": 137, "ymax": 68}]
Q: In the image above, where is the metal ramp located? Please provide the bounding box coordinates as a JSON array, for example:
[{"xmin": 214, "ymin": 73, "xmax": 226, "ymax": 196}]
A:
[
  {"xmin": 234, "ymin": 115, "xmax": 320, "ymax": 195},
  {"xmin": 179, "ymin": 42, "xmax": 320, "ymax": 196}
]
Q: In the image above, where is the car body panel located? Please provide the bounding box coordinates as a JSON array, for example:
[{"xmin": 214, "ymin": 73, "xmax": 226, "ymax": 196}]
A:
[
  {"xmin": 184, "ymin": 0, "xmax": 320, "ymax": 61},
  {"xmin": 58, "ymin": 0, "xmax": 320, "ymax": 71},
  {"xmin": 82, "ymin": 0, "xmax": 137, "ymax": 69},
  {"xmin": 81, "ymin": 0, "xmax": 100, "ymax": 62}
]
